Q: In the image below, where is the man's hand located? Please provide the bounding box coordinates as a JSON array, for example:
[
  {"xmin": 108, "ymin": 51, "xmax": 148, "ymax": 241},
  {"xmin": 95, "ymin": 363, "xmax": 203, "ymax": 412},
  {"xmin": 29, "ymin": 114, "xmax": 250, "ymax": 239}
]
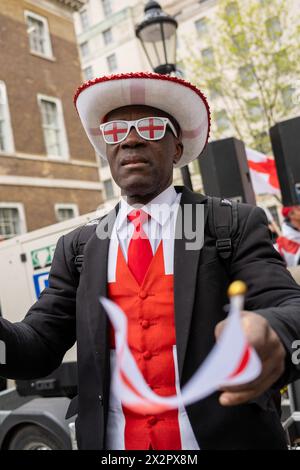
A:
[{"xmin": 215, "ymin": 311, "xmax": 286, "ymax": 406}]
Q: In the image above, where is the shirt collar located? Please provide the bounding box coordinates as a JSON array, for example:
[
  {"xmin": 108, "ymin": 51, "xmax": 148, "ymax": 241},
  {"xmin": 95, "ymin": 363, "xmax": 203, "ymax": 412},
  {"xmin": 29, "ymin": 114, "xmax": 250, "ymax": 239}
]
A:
[{"xmin": 117, "ymin": 185, "xmax": 178, "ymax": 231}]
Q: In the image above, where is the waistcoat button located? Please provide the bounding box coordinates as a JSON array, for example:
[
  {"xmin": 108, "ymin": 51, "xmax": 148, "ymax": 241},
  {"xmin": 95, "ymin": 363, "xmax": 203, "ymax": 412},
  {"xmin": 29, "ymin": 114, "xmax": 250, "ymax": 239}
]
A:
[
  {"xmin": 141, "ymin": 320, "xmax": 150, "ymax": 329},
  {"xmin": 143, "ymin": 350, "xmax": 152, "ymax": 360},
  {"xmin": 139, "ymin": 290, "xmax": 148, "ymax": 299}
]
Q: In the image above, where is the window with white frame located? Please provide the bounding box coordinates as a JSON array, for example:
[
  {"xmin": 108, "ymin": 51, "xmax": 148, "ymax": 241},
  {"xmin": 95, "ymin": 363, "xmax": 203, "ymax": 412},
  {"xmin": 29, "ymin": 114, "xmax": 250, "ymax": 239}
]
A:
[
  {"xmin": 103, "ymin": 28, "xmax": 113, "ymax": 45},
  {"xmin": 80, "ymin": 9, "xmax": 89, "ymax": 31},
  {"xmin": 0, "ymin": 81, "xmax": 14, "ymax": 153},
  {"xmin": 0, "ymin": 204, "xmax": 26, "ymax": 240},
  {"xmin": 24, "ymin": 10, "xmax": 53, "ymax": 58},
  {"xmin": 107, "ymin": 53, "xmax": 117, "ymax": 73},
  {"xmin": 83, "ymin": 66, "xmax": 94, "ymax": 80},
  {"xmin": 80, "ymin": 41, "xmax": 90, "ymax": 59},
  {"xmin": 38, "ymin": 95, "xmax": 69, "ymax": 159},
  {"xmin": 102, "ymin": 0, "xmax": 112, "ymax": 17},
  {"xmin": 195, "ymin": 18, "xmax": 208, "ymax": 37},
  {"xmin": 201, "ymin": 47, "xmax": 215, "ymax": 66},
  {"xmin": 55, "ymin": 204, "xmax": 79, "ymax": 222}
]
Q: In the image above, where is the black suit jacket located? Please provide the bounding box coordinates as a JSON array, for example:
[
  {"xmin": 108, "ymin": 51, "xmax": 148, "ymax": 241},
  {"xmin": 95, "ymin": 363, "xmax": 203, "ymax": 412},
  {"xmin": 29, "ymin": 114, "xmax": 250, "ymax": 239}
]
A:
[{"xmin": 1, "ymin": 186, "xmax": 300, "ymax": 449}]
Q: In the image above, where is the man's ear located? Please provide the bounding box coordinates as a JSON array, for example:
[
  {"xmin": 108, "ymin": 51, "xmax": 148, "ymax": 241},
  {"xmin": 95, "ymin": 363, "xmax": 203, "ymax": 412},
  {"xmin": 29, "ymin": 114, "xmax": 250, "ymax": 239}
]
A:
[{"xmin": 173, "ymin": 140, "xmax": 184, "ymax": 165}]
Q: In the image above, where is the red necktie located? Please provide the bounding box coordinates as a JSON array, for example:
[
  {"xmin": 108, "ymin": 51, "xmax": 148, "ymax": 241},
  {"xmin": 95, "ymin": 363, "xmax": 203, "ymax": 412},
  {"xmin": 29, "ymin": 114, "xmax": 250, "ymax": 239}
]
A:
[{"xmin": 127, "ymin": 209, "xmax": 153, "ymax": 285}]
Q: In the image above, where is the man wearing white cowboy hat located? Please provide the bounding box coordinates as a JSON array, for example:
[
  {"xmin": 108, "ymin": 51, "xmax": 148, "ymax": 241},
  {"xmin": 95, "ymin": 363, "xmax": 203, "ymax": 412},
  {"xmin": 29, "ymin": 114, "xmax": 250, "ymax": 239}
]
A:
[{"xmin": 1, "ymin": 72, "xmax": 300, "ymax": 450}]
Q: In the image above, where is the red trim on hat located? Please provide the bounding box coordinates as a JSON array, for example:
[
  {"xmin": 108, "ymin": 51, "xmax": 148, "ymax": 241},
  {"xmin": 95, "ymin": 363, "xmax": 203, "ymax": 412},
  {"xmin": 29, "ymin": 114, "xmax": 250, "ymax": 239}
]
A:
[{"xmin": 73, "ymin": 72, "xmax": 211, "ymax": 149}]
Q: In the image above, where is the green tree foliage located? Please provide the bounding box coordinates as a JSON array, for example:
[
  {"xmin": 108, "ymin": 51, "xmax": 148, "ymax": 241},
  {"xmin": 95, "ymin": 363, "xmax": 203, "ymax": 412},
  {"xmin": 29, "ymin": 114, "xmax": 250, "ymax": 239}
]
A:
[{"xmin": 181, "ymin": 0, "xmax": 300, "ymax": 152}]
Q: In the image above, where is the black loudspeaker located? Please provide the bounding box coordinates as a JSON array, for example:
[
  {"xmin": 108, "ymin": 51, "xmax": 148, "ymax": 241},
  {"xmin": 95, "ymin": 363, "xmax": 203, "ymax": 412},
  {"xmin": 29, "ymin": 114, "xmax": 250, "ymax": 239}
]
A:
[
  {"xmin": 198, "ymin": 137, "xmax": 256, "ymax": 205},
  {"xmin": 270, "ymin": 117, "xmax": 300, "ymax": 206}
]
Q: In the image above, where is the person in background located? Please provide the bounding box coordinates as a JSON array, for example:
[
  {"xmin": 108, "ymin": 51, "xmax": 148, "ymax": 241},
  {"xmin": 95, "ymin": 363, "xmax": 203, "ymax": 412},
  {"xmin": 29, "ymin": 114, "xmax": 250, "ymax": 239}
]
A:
[
  {"xmin": 276, "ymin": 206, "xmax": 300, "ymax": 267},
  {"xmin": 262, "ymin": 207, "xmax": 281, "ymax": 244}
]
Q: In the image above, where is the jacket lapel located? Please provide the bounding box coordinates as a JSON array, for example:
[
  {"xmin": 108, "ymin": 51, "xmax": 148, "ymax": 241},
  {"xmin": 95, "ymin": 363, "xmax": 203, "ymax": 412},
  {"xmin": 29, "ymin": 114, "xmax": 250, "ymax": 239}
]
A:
[
  {"xmin": 174, "ymin": 186, "xmax": 208, "ymax": 382},
  {"xmin": 83, "ymin": 206, "xmax": 119, "ymax": 386}
]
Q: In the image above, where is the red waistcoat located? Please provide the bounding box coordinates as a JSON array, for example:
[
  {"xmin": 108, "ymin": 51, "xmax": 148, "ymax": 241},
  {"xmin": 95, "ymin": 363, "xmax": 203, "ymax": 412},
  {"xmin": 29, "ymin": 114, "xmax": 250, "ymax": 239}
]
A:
[{"xmin": 107, "ymin": 241, "xmax": 182, "ymax": 450}]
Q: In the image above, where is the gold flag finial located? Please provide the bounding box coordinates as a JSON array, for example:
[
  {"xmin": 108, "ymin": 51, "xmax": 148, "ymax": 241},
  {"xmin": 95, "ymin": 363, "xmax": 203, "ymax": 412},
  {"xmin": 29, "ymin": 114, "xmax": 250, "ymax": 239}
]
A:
[{"xmin": 228, "ymin": 280, "xmax": 247, "ymax": 297}]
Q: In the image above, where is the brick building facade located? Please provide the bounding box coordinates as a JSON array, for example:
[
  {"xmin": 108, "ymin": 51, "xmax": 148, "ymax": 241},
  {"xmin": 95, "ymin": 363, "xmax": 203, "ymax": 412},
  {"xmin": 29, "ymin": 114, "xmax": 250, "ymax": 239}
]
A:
[{"xmin": 0, "ymin": 0, "xmax": 104, "ymax": 237}]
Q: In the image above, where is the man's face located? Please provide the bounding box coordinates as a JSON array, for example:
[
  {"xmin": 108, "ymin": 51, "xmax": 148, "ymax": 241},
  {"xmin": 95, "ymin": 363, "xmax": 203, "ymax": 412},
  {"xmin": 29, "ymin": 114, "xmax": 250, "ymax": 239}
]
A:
[{"xmin": 104, "ymin": 105, "xmax": 183, "ymax": 200}]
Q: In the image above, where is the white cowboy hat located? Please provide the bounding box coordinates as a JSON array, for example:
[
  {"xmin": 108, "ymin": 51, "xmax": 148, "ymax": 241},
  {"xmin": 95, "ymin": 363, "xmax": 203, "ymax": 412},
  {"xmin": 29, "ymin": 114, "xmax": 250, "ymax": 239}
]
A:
[{"xmin": 74, "ymin": 72, "xmax": 211, "ymax": 168}]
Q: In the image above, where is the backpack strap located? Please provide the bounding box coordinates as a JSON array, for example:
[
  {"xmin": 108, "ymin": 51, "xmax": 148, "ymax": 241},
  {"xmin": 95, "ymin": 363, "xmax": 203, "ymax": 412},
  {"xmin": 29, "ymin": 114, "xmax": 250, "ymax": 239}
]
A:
[
  {"xmin": 207, "ymin": 196, "xmax": 238, "ymax": 260},
  {"xmin": 73, "ymin": 204, "xmax": 120, "ymax": 273},
  {"xmin": 73, "ymin": 217, "xmax": 103, "ymax": 273}
]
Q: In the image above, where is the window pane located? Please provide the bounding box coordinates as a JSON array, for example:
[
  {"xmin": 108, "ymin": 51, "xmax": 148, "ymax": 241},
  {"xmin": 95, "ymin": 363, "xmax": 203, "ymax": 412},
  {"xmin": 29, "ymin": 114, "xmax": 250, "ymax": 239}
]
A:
[
  {"xmin": 40, "ymin": 99, "xmax": 61, "ymax": 156},
  {"xmin": 0, "ymin": 88, "xmax": 6, "ymax": 150},
  {"xmin": 102, "ymin": 0, "xmax": 112, "ymax": 17},
  {"xmin": 80, "ymin": 9, "xmax": 89, "ymax": 31},
  {"xmin": 0, "ymin": 83, "xmax": 13, "ymax": 153},
  {"xmin": 41, "ymin": 101, "xmax": 58, "ymax": 126},
  {"xmin": 45, "ymin": 129, "xmax": 61, "ymax": 155},
  {"xmin": 0, "ymin": 120, "xmax": 5, "ymax": 151},
  {"xmin": 107, "ymin": 53, "xmax": 117, "ymax": 72},
  {"xmin": 83, "ymin": 66, "xmax": 93, "ymax": 80},
  {"xmin": 57, "ymin": 207, "xmax": 75, "ymax": 222},
  {"xmin": 195, "ymin": 18, "xmax": 208, "ymax": 37},
  {"xmin": 0, "ymin": 208, "xmax": 20, "ymax": 239},
  {"xmin": 201, "ymin": 47, "xmax": 215, "ymax": 66},
  {"xmin": 80, "ymin": 41, "xmax": 89, "ymax": 58},
  {"xmin": 103, "ymin": 28, "xmax": 113, "ymax": 45},
  {"xmin": 27, "ymin": 16, "xmax": 47, "ymax": 55}
]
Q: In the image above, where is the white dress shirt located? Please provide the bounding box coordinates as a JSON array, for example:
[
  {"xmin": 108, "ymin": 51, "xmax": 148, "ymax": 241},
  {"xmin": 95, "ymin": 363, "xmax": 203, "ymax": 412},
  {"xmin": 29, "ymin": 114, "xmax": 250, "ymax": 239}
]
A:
[
  {"xmin": 106, "ymin": 184, "xmax": 199, "ymax": 450},
  {"xmin": 107, "ymin": 185, "xmax": 182, "ymax": 282}
]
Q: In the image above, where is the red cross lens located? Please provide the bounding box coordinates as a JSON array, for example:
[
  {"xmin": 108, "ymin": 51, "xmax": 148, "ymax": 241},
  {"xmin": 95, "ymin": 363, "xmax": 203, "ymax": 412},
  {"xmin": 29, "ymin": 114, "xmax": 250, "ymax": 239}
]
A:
[{"xmin": 100, "ymin": 117, "xmax": 177, "ymax": 144}]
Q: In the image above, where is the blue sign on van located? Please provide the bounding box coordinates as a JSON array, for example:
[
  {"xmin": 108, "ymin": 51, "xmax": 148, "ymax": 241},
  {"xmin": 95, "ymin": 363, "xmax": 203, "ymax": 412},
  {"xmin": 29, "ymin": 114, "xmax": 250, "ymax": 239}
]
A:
[{"xmin": 33, "ymin": 271, "xmax": 49, "ymax": 298}]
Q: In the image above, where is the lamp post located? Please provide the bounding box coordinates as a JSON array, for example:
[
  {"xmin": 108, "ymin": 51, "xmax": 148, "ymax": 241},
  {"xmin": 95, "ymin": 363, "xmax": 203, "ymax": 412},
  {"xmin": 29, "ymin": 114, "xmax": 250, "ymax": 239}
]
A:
[{"xmin": 135, "ymin": 0, "xmax": 193, "ymax": 190}]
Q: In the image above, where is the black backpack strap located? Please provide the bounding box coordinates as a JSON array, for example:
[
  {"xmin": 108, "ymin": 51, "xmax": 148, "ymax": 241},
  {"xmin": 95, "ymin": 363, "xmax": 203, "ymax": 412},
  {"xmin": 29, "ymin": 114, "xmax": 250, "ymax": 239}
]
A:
[
  {"xmin": 73, "ymin": 218, "xmax": 102, "ymax": 273},
  {"xmin": 208, "ymin": 196, "xmax": 238, "ymax": 260},
  {"xmin": 73, "ymin": 204, "xmax": 120, "ymax": 273}
]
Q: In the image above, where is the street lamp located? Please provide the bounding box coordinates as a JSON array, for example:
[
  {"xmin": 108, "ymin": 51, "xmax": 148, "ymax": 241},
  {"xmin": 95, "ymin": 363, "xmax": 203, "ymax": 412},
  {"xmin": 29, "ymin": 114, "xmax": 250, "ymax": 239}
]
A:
[
  {"xmin": 135, "ymin": 0, "xmax": 193, "ymax": 190},
  {"xmin": 135, "ymin": 1, "xmax": 177, "ymax": 75}
]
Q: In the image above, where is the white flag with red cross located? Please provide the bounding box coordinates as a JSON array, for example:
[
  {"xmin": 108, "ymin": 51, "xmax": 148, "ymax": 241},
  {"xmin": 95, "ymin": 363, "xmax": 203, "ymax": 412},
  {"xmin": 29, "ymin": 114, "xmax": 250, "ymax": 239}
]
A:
[
  {"xmin": 246, "ymin": 148, "xmax": 281, "ymax": 195},
  {"xmin": 99, "ymin": 290, "xmax": 261, "ymax": 414}
]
